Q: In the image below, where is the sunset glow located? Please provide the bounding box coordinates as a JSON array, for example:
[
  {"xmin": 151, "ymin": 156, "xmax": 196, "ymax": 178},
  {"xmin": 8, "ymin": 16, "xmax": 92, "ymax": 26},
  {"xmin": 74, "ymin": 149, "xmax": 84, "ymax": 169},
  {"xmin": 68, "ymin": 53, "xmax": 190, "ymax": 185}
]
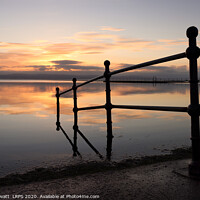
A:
[{"xmin": 1, "ymin": 0, "xmax": 199, "ymax": 79}]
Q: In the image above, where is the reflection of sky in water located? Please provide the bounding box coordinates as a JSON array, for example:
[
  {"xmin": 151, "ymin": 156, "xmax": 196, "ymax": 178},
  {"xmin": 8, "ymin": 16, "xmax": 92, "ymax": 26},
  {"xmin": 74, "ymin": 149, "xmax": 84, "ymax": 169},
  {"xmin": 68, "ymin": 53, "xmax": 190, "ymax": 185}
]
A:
[{"xmin": 0, "ymin": 81, "xmax": 192, "ymax": 176}]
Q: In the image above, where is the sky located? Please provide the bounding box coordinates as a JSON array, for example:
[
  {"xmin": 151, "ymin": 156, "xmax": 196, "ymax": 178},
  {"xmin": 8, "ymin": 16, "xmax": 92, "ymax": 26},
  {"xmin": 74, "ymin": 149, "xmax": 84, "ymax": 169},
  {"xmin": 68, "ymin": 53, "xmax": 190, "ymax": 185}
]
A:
[{"xmin": 0, "ymin": 0, "xmax": 200, "ymax": 79}]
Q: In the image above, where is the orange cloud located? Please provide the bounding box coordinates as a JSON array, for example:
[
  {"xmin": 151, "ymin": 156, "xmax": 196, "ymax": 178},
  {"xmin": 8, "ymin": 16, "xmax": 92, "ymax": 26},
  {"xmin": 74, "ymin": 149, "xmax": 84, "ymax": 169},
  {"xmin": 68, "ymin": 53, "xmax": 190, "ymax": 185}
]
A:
[
  {"xmin": 73, "ymin": 32, "xmax": 118, "ymax": 42},
  {"xmin": 0, "ymin": 29, "xmax": 189, "ymax": 72},
  {"xmin": 158, "ymin": 39, "xmax": 186, "ymax": 45},
  {"xmin": 114, "ymin": 37, "xmax": 156, "ymax": 51}
]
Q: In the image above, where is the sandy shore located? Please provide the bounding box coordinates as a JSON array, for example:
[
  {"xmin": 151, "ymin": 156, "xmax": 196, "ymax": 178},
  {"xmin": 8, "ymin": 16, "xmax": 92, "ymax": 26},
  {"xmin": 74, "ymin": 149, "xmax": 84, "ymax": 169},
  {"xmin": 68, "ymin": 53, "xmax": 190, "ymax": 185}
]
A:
[{"xmin": 1, "ymin": 159, "xmax": 200, "ymax": 200}]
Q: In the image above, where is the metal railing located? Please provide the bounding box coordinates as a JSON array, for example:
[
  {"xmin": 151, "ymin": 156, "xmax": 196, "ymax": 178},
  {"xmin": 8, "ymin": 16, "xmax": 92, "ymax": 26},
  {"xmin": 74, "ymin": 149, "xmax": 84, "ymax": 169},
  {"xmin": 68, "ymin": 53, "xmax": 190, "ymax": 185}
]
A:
[{"xmin": 56, "ymin": 26, "xmax": 200, "ymax": 177}]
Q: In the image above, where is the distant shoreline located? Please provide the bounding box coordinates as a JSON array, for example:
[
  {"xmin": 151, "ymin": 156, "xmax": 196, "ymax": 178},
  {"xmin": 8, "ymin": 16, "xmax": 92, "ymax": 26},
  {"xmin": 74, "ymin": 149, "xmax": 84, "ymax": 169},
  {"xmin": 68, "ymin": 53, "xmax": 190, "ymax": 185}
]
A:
[
  {"xmin": 0, "ymin": 79, "xmax": 192, "ymax": 84},
  {"xmin": 108, "ymin": 80, "xmax": 189, "ymax": 84}
]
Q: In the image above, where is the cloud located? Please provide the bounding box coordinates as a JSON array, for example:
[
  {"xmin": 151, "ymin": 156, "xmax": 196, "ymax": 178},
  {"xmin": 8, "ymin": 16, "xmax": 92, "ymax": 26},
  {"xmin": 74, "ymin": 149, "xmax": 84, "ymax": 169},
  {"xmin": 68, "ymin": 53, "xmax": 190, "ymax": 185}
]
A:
[
  {"xmin": 0, "ymin": 64, "xmax": 53, "ymax": 72},
  {"xmin": 51, "ymin": 60, "xmax": 82, "ymax": 65},
  {"xmin": 117, "ymin": 38, "xmax": 153, "ymax": 44},
  {"xmin": 51, "ymin": 59, "xmax": 103, "ymax": 71},
  {"xmin": 114, "ymin": 37, "xmax": 158, "ymax": 51},
  {"xmin": 0, "ymin": 29, "xmax": 190, "ymax": 73},
  {"xmin": 0, "ymin": 42, "xmax": 29, "ymax": 49},
  {"xmin": 0, "ymin": 62, "xmax": 191, "ymax": 80},
  {"xmin": 158, "ymin": 39, "xmax": 186, "ymax": 45},
  {"xmin": 72, "ymin": 31, "xmax": 155, "ymax": 50},
  {"xmin": 4, "ymin": 60, "xmax": 104, "ymax": 72},
  {"xmin": 73, "ymin": 32, "xmax": 118, "ymax": 42},
  {"xmin": 24, "ymin": 65, "xmax": 51, "ymax": 71},
  {"xmin": 44, "ymin": 43, "xmax": 80, "ymax": 54},
  {"xmin": 44, "ymin": 42, "xmax": 107, "ymax": 55},
  {"xmin": 70, "ymin": 31, "xmax": 159, "ymax": 52},
  {"xmin": 54, "ymin": 64, "xmax": 103, "ymax": 71},
  {"xmin": 0, "ymin": 41, "xmax": 107, "ymax": 69}
]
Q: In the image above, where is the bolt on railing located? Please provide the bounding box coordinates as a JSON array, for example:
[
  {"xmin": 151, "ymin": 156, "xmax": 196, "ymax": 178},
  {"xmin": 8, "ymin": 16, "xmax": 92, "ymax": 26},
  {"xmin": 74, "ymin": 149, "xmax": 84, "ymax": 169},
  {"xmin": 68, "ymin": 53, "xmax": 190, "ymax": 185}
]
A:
[{"xmin": 56, "ymin": 26, "xmax": 200, "ymax": 177}]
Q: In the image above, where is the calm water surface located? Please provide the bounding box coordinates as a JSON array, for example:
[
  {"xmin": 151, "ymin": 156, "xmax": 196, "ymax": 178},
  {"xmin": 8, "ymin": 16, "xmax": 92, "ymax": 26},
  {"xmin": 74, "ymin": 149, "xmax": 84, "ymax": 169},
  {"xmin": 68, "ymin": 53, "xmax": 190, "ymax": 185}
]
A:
[{"xmin": 0, "ymin": 80, "xmax": 191, "ymax": 176}]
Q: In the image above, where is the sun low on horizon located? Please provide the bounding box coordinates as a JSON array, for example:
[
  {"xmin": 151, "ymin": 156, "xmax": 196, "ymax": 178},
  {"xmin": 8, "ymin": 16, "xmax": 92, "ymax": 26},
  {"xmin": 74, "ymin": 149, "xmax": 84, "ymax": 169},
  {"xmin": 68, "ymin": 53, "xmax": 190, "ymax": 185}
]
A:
[{"xmin": 1, "ymin": 0, "xmax": 200, "ymax": 79}]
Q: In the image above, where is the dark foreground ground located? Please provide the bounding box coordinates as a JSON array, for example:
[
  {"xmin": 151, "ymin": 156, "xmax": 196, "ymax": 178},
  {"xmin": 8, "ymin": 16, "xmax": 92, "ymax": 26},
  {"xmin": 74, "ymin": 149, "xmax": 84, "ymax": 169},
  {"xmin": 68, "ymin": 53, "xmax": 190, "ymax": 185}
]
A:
[
  {"xmin": 0, "ymin": 148, "xmax": 200, "ymax": 200},
  {"xmin": 1, "ymin": 159, "xmax": 200, "ymax": 200},
  {"xmin": 0, "ymin": 159, "xmax": 200, "ymax": 200}
]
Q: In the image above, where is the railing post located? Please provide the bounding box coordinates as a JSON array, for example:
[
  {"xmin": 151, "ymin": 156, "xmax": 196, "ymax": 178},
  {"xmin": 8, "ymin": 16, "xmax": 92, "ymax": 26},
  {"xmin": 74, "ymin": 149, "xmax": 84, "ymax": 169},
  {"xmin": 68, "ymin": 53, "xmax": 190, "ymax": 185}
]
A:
[
  {"xmin": 104, "ymin": 60, "xmax": 113, "ymax": 160},
  {"xmin": 56, "ymin": 87, "xmax": 60, "ymax": 131},
  {"xmin": 72, "ymin": 78, "xmax": 78, "ymax": 157},
  {"xmin": 186, "ymin": 26, "xmax": 200, "ymax": 176}
]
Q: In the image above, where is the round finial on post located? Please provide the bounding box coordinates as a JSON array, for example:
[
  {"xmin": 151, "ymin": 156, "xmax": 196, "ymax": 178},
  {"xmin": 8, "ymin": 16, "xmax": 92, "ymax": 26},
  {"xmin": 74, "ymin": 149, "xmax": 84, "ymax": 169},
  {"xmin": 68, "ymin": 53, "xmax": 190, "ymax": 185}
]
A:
[
  {"xmin": 72, "ymin": 78, "xmax": 77, "ymax": 90},
  {"xmin": 187, "ymin": 26, "xmax": 198, "ymax": 38},
  {"xmin": 186, "ymin": 26, "xmax": 200, "ymax": 59},
  {"xmin": 104, "ymin": 60, "xmax": 110, "ymax": 67},
  {"xmin": 104, "ymin": 60, "xmax": 110, "ymax": 73},
  {"xmin": 56, "ymin": 87, "xmax": 59, "ymax": 97},
  {"xmin": 72, "ymin": 78, "xmax": 77, "ymax": 83}
]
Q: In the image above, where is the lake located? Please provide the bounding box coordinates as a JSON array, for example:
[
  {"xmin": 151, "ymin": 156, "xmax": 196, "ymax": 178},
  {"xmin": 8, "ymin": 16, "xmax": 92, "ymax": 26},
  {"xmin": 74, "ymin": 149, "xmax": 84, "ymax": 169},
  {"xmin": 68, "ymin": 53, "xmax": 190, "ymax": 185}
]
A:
[{"xmin": 0, "ymin": 80, "xmax": 192, "ymax": 177}]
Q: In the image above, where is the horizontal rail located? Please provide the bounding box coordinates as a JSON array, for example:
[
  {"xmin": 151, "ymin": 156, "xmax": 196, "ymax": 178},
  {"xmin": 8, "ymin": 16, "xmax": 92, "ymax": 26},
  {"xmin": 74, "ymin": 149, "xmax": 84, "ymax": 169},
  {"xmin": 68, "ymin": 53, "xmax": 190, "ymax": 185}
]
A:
[
  {"xmin": 59, "ymin": 75, "xmax": 104, "ymax": 96},
  {"xmin": 77, "ymin": 105, "xmax": 105, "ymax": 111},
  {"xmin": 112, "ymin": 104, "xmax": 188, "ymax": 112},
  {"xmin": 58, "ymin": 52, "xmax": 186, "ymax": 96},
  {"xmin": 109, "ymin": 52, "xmax": 186, "ymax": 76},
  {"xmin": 76, "ymin": 75, "xmax": 104, "ymax": 89},
  {"xmin": 59, "ymin": 87, "xmax": 73, "ymax": 96}
]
